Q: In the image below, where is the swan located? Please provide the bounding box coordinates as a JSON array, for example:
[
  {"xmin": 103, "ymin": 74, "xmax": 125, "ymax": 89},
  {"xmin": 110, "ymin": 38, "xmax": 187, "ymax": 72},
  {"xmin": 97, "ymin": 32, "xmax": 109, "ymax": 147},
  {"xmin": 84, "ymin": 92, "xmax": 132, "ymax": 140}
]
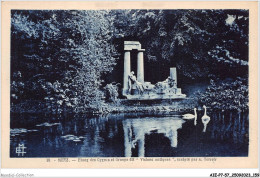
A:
[
  {"xmin": 182, "ymin": 108, "xmax": 197, "ymax": 120},
  {"xmin": 202, "ymin": 105, "xmax": 211, "ymax": 132}
]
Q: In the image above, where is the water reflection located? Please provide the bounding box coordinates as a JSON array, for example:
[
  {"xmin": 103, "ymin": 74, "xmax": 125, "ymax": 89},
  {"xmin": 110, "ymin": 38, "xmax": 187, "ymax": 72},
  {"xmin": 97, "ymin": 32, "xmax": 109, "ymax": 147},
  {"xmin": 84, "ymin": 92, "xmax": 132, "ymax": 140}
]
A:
[
  {"xmin": 10, "ymin": 111, "xmax": 248, "ymax": 157},
  {"xmin": 123, "ymin": 117, "xmax": 185, "ymax": 157},
  {"xmin": 209, "ymin": 112, "xmax": 248, "ymax": 145}
]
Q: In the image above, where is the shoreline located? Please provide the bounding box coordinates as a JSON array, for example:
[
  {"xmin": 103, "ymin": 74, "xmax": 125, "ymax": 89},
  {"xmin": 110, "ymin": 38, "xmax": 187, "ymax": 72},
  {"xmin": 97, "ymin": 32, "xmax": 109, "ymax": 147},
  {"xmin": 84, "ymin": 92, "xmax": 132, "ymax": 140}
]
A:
[{"xmin": 10, "ymin": 98, "xmax": 198, "ymax": 115}]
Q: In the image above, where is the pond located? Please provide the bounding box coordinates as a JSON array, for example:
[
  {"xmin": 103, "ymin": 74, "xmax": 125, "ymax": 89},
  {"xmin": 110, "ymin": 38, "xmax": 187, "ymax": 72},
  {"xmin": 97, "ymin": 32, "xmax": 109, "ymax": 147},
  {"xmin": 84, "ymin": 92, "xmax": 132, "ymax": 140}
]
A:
[{"xmin": 10, "ymin": 110, "xmax": 248, "ymax": 157}]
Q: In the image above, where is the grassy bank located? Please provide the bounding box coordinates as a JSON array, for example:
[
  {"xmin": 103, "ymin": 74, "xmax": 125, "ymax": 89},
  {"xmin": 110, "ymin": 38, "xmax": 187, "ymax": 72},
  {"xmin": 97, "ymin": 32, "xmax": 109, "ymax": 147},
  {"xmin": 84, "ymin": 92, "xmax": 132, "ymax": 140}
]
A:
[{"xmin": 11, "ymin": 98, "xmax": 198, "ymax": 114}]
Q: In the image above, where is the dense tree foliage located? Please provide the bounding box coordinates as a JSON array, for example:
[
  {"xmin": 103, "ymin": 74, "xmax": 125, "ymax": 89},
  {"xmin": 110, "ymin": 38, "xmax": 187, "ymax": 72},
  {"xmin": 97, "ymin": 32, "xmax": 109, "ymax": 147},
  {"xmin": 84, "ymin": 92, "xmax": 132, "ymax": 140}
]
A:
[
  {"xmin": 11, "ymin": 10, "xmax": 248, "ymax": 112},
  {"xmin": 195, "ymin": 78, "xmax": 248, "ymax": 111},
  {"xmin": 112, "ymin": 10, "xmax": 248, "ymax": 82},
  {"xmin": 11, "ymin": 10, "xmax": 116, "ymax": 112}
]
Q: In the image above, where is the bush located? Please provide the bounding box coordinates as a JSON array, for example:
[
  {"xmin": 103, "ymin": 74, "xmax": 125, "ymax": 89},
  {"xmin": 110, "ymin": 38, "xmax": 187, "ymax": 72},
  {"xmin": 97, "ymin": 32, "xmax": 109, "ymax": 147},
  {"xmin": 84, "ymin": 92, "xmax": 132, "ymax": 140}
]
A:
[
  {"xmin": 196, "ymin": 77, "xmax": 248, "ymax": 111},
  {"xmin": 104, "ymin": 83, "xmax": 120, "ymax": 104}
]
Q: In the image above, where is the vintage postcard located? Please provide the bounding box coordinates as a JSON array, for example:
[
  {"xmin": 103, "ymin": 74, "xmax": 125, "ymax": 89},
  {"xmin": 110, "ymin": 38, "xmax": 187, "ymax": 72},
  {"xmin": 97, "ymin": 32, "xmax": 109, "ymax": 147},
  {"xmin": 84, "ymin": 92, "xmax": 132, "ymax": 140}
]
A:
[{"xmin": 1, "ymin": 1, "xmax": 258, "ymax": 169}]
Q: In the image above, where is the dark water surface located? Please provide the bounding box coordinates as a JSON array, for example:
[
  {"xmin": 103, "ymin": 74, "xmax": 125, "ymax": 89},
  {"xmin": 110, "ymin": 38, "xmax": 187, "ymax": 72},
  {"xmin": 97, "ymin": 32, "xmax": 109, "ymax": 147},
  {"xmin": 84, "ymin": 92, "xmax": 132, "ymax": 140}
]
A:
[{"xmin": 10, "ymin": 111, "xmax": 248, "ymax": 157}]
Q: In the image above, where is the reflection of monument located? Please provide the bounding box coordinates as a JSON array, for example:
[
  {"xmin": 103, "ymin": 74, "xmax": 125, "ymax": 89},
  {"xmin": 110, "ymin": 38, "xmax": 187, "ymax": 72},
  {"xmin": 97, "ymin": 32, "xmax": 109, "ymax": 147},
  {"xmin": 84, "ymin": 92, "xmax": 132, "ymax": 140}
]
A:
[
  {"xmin": 123, "ymin": 117, "xmax": 185, "ymax": 157},
  {"xmin": 122, "ymin": 41, "xmax": 186, "ymax": 100}
]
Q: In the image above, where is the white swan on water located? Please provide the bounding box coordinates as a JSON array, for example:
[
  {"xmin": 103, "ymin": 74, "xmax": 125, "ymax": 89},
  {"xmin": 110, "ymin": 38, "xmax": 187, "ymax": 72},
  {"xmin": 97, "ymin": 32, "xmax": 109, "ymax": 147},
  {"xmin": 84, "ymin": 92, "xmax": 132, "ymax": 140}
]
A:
[
  {"xmin": 202, "ymin": 105, "xmax": 210, "ymax": 132},
  {"xmin": 182, "ymin": 108, "xmax": 197, "ymax": 119}
]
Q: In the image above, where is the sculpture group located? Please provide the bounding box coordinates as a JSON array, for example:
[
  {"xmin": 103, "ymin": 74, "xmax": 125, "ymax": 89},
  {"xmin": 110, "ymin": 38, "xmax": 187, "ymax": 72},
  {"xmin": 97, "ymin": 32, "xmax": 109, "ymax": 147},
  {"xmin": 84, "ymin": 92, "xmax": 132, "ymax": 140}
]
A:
[{"xmin": 122, "ymin": 41, "xmax": 186, "ymax": 100}]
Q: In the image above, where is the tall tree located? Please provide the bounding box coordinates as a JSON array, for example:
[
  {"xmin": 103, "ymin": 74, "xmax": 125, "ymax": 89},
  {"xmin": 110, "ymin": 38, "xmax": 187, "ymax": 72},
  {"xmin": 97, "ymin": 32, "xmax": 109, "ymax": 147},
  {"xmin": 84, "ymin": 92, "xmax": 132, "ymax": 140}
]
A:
[
  {"xmin": 112, "ymin": 10, "xmax": 248, "ymax": 82},
  {"xmin": 11, "ymin": 10, "xmax": 117, "ymax": 112}
]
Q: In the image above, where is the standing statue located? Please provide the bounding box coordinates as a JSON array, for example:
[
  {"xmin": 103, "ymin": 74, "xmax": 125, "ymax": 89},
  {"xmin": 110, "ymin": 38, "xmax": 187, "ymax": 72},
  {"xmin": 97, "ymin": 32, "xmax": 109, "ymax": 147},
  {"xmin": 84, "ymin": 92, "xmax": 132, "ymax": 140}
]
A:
[
  {"xmin": 128, "ymin": 71, "xmax": 144, "ymax": 95},
  {"xmin": 128, "ymin": 71, "xmax": 134, "ymax": 94}
]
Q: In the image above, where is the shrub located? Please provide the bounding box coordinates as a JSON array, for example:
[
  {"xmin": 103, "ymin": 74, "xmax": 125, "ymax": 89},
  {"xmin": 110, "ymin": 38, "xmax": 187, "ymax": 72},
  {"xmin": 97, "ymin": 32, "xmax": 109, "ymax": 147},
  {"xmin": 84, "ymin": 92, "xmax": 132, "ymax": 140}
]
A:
[
  {"xmin": 196, "ymin": 78, "xmax": 248, "ymax": 111},
  {"xmin": 104, "ymin": 83, "xmax": 120, "ymax": 104}
]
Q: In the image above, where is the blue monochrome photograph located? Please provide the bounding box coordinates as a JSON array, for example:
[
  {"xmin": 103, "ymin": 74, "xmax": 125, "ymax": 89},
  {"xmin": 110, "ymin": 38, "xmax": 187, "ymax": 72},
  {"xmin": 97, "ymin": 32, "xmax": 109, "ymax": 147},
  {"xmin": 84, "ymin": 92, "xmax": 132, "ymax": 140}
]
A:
[{"xmin": 10, "ymin": 10, "xmax": 249, "ymax": 157}]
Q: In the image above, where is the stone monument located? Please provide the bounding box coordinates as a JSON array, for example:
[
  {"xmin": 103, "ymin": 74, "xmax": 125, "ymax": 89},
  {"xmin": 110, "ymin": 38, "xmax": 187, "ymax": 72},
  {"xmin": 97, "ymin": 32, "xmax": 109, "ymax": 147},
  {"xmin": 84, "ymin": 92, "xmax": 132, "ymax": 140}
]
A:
[
  {"xmin": 123, "ymin": 41, "xmax": 145, "ymax": 95},
  {"xmin": 122, "ymin": 41, "xmax": 186, "ymax": 100}
]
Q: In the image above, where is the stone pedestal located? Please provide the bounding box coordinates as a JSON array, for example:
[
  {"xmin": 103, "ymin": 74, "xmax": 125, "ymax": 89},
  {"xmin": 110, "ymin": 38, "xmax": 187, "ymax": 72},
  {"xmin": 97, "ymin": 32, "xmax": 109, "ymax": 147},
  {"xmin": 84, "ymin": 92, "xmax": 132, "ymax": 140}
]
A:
[
  {"xmin": 123, "ymin": 51, "xmax": 131, "ymax": 95},
  {"xmin": 170, "ymin": 67, "xmax": 177, "ymax": 86},
  {"xmin": 176, "ymin": 88, "xmax": 182, "ymax": 95},
  {"xmin": 137, "ymin": 49, "xmax": 145, "ymax": 83}
]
